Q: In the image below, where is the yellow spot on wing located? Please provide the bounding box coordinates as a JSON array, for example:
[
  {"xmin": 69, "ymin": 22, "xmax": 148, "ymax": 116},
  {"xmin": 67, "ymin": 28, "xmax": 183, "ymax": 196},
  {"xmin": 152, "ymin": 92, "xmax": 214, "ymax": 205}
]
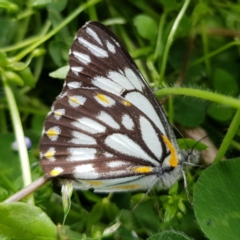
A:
[
  {"xmin": 50, "ymin": 167, "xmax": 63, "ymax": 177},
  {"xmin": 134, "ymin": 166, "xmax": 153, "ymax": 173},
  {"xmin": 83, "ymin": 180, "xmax": 103, "ymax": 186},
  {"xmin": 96, "ymin": 93, "xmax": 110, "ymax": 104},
  {"xmin": 122, "ymin": 100, "xmax": 131, "ymax": 106},
  {"xmin": 113, "ymin": 184, "xmax": 141, "ymax": 190},
  {"xmin": 162, "ymin": 135, "xmax": 178, "ymax": 167},
  {"xmin": 69, "ymin": 97, "xmax": 80, "ymax": 104},
  {"xmin": 46, "ymin": 129, "xmax": 58, "ymax": 136},
  {"xmin": 54, "ymin": 111, "xmax": 62, "ymax": 116},
  {"xmin": 45, "ymin": 150, "xmax": 54, "ymax": 159}
]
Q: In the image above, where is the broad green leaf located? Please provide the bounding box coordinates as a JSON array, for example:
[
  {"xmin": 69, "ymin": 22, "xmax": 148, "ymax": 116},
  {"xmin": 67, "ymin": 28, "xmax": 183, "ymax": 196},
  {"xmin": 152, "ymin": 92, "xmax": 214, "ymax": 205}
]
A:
[
  {"xmin": 194, "ymin": 158, "xmax": 240, "ymax": 240},
  {"xmin": 213, "ymin": 69, "xmax": 239, "ymax": 96},
  {"xmin": 173, "ymin": 97, "xmax": 206, "ymax": 127},
  {"xmin": 0, "ymin": 202, "xmax": 57, "ymax": 240}
]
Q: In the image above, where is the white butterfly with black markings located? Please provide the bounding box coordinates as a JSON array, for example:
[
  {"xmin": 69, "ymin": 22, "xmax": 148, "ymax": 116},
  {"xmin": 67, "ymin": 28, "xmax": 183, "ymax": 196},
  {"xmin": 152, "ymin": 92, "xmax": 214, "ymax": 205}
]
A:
[{"xmin": 39, "ymin": 21, "xmax": 198, "ymax": 192}]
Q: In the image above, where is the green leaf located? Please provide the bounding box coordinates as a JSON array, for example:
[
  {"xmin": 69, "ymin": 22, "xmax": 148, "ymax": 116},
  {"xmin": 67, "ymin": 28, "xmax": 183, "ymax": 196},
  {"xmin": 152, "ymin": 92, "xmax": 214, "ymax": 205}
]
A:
[
  {"xmin": 49, "ymin": 65, "xmax": 68, "ymax": 79},
  {"xmin": 173, "ymin": 97, "xmax": 206, "ymax": 127},
  {"xmin": 147, "ymin": 230, "xmax": 192, "ymax": 240},
  {"xmin": 18, "ymin": 66, "xmax": 36, "ymax": 88},
  {"xmin": 207, "ymin": 103, "xmax": 234, "ymax": 122},
  {"xmin": 177, "ymin": 138, "xmax": 208, "ymax": 151},
  {"xmin": 213, "ymin": 69, "xmax": 239, "ymax": 96},
  {"xmin": 4, "ymin": 71, "xmax": 24, "ymax": 86},
  {"xmin": 0, "ymin": 202, "xmax": 57, "ymax": 240},
  {"xmin": 0, "ymin": 0, "xmax": 19, "ymax": 13},
  {"xmin": 133, "ymin": 14, "xmax": 157, "ymax": 41},
  {"xmin": 0, "ymin": 51, "xmax": 8, "ymax": 67},
  {"xmin": 158, "ymin": 0, "xmax": 181, "ymax": 12},
  {"xmin": 194, "ymin": 158, "xmax": 240, "ymax": 240}
]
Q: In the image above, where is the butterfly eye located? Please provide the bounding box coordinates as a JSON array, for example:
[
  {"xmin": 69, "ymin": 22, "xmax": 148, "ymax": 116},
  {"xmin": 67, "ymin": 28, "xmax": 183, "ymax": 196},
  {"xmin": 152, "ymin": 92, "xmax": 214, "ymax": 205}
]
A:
[{"xmin": 39, "ymin": 21, "xmax": 189, "ymax": 192}]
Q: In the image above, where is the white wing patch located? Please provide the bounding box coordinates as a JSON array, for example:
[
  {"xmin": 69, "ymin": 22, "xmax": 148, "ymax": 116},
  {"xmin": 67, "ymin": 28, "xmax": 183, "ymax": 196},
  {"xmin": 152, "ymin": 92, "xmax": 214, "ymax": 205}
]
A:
[
  {"xmin": 96, "ymin": 111, "xmax": 120, "ymax": 129},
  {"xmin": 139, "ymin": 116, "xmax": 162, "ymax": 159},
  {"xmin": 74, "ymin": 163, "xmax": 100, "ymax": 179},
  {"xmin": 125, "ymin": 92, "xmax": 166, "ymax": 135},
  {"xmin": 67, "ymin": 148, "xmax": 97, "ymax": 161},
  {"xmin": 107, "ymin": 71, "xmax": 134, "ymax": 90},
  {"xmin": 106, "ymin": 40, "xmax": 115, "ymax": 53},
  {"xmin": 124, "ymin": 68, "xmax": 143, "ymax": 91},
  {"xmin": 73, "ymin": 51, "xmax": 91, "ymax": 65},
  {"xmin": 71, "ymin": 66, "xmax": 83, "ymax": 76},
  {"xmin": 78, "ymin": 37, "xmax": 108, "ymax": 58},
  {"xmin": 72, "ymin": 117, "xmax": 106, "ymax": 134},
  {"xmin": 92, "ymin": 76, "xmax": 123, "ymax": 95},
  {"xmin": 121, "ymin": 114, "xmax": 134, "ymax": 130},
  {"xmin": 69, "ymin": 131, "xmax": 97, "ymax": 145},
  {"xmin": 86, "ymin": 27, "xmax": 102, "ymax": 45},
  {"xmin": 105, "ymin": 133, "xmax": 159, "ymax": 166},
  {"xmin": 67, "ymin": 81, "xmax": 81, "ymax": 89}
]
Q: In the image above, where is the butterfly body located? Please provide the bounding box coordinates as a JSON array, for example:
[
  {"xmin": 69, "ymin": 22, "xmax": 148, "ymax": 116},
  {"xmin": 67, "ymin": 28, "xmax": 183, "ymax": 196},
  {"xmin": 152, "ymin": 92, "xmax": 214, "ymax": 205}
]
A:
[{"xmin": 40, "ymin": 21, "xmax": 195, "ymax": 192}]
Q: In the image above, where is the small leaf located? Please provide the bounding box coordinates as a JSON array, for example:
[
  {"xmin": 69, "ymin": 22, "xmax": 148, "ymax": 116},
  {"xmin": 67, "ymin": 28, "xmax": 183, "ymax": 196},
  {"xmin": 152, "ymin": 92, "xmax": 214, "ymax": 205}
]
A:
[
  {"xmin": 18, "ymin": 66, "xmax": 36, "ymax": 88},
  {"xmin": 177, "ymin": 138, "xmax": 208, "ymax": 151},
  {"xmin": 49, "ymin": 65, "xmax": 68, "ymax": 79},
  {"xmin": 4, "ymin": 71, "xmax": 24, "ymax": 86},
  {"xmin": 207, "ymin": 103, "xmax": 234, "ymax": 122},
  {"xmin": 0, "ymin": 51, "xmax": 9, "ymax": 67},
  {"xmin": 133, "ymin": 14, "xmax": 157, "ymax": 41}
]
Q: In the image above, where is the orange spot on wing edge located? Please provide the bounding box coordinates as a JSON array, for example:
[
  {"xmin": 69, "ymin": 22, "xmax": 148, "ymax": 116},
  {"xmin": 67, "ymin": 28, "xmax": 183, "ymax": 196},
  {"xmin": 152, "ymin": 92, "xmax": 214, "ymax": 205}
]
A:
[{"xmin": 162, "ymin": 135, "xmax": 178, "ymax": 167}]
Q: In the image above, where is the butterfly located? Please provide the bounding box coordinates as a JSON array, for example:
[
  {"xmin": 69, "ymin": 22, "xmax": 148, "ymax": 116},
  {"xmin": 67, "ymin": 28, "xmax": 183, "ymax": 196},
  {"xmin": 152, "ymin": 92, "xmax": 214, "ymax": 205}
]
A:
[{"xmin": 39, "ymin": 21, "xmax": 197, "ymax": 193}]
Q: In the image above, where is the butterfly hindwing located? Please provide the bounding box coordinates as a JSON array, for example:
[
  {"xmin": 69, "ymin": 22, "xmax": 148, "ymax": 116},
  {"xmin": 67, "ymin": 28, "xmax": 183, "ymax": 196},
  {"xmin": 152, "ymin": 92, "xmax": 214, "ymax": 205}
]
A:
[{"xmin": 40, "ymin": 21, "xmax": 183, "ymax": 191}]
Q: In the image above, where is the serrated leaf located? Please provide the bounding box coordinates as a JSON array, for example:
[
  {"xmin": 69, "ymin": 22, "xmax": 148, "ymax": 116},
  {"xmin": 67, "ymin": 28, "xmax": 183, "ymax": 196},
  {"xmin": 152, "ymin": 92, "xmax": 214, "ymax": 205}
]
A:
[
  {"xmin": 0, "ymin": 202, "xmax": 57, "ymax": 240},
  {"xmin": 49, "ymin": 65, "xmax": 68, "ymax": 79},
  {"xmin": 147, "ymin": 230, "xmax": 192, "ymax": 240}
]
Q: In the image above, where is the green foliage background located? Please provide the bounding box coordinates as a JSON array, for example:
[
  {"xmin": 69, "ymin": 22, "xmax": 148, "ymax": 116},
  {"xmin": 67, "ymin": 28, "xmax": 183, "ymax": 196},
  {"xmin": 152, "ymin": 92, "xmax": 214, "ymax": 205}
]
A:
[{"xmin": 1, "ymin": 0, "xmax": 240, "ymax": 239}]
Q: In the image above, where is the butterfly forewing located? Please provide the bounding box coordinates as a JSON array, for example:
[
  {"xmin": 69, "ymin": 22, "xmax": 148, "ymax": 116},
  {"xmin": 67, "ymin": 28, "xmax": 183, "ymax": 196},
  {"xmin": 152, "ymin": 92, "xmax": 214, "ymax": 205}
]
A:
[{"xmin": 40, "ymin": 21, "xmax": 183, "ymax": 191}]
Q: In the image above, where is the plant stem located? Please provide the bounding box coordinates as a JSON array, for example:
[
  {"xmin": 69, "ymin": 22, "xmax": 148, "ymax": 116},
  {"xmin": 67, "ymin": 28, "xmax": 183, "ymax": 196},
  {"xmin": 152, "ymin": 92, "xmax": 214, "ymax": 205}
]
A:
[
  {"xmin": 9, "ymin": 0, "xmax": 100, "ymax": 63},
  {"xmin": 159, "ymin": 0, "xmax": 191, "ymax": 85},
  {"xmin": 214, "ymin": 109, "xmax": 240, "ymax": 163},
  {"xmin": 2, "ymin": 79, "xmax": 34, "ymax": 205},
  {"xmin": 155, "ymin": 87, "xmax": 240, "ymax": 109}
]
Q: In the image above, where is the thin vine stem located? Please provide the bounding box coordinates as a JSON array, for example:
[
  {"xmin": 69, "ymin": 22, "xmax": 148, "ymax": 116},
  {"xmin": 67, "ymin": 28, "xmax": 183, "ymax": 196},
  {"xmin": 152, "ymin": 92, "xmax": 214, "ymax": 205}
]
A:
[
  {"xmin": 8, "ymin": 0, "xmax": 100, "ymax": 63},
  {"xmin": 214, "ymin": 109, "xmax": 240, "ymax": 163},
  {"xmin": 155, "ymin": 87, "xmax": 240, "ymax": 109},
  {"xmin": 159, "ymin": 0, "xmax": 191, "ymax": 85},
  {"xmin": 2, "ymin": 78, "xmax": 34, "ymax": 205}
]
